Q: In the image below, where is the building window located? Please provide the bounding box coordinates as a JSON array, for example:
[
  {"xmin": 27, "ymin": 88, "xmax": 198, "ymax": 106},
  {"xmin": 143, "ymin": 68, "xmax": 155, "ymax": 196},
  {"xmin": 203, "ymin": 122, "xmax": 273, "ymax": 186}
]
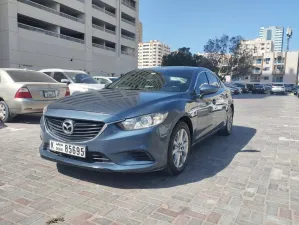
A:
[
  {"xmin": 264, "ymin": 67, "xmax": 270, "ymax": 71},
  {"xmin": 256, "ymin": 59, "xmax": 262, "ymax": 64},
  {"xmin": 263, "ymin": 76, "xmax": 269, "ymax": 80},
  {"xmin": 272, "ymin": 75, "xmax": 283, "ymax": 82},
  {"xmin": 265, "ymin": 58, "xmax": 270, "ymax": 64}
]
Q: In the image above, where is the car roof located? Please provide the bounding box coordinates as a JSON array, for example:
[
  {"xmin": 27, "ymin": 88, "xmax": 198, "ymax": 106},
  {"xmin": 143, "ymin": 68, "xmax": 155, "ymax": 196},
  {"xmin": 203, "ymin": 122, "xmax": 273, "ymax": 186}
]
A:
[
  {"xmin": 0, "ymin": 68, "xmax": 41, "ymax": 73},
  {"xmin": 143, "ymin": 66, "xmax": 207, "ymax": 73},
  {"xmin": 39, "ymin": 69, "xmax": 86, "ymax": 73}
]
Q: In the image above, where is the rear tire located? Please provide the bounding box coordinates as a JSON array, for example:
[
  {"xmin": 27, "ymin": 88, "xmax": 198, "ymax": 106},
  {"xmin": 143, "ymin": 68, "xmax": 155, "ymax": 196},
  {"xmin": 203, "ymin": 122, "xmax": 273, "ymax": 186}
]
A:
[
  {"xmin": 219, "ymin": 106, "xmax": 233, "ymax": 136},
  {"xmin": 0, "ymin": 101, "xmax": 13, "ymax": 123},
  {"xmin": 166, "ymin": 121, "xmax": 191, "ymax": 176}
]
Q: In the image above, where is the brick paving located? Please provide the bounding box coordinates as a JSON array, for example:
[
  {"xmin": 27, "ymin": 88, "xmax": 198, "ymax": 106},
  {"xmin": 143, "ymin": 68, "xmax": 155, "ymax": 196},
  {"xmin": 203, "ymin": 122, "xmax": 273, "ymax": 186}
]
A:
[{"xmin": 1, "ymin": 94, "xmax": 299, "ymax": 225}]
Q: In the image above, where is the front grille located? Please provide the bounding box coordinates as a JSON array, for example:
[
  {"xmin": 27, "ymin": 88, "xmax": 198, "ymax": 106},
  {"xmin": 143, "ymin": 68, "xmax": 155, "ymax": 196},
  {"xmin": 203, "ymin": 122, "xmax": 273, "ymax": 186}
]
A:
[{"xmin": 45, "ymin": 116, "xmax": 105, "ymax": 142}]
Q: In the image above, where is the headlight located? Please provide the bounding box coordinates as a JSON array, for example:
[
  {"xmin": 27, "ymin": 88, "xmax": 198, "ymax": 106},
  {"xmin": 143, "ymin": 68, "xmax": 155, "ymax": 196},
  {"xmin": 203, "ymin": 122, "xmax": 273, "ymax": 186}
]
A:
[
  {"xmin": 43, "ymin": 105, "xmax": 48, "ymax": 115},
  {"xmin": 119, "ymin": 112, "xmax": 168, "ymax": 130}
]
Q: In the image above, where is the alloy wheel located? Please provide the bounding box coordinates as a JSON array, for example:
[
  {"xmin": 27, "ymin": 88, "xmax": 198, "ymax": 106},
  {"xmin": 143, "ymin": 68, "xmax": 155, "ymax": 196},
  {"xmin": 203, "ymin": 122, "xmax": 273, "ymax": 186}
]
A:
[
  {"xmin": 0, "ymin": 103, "xmax": 6, "ymax": 121},
  {"xmin": 172, "ymin": 128, "xmax": 189, "ymax": 169}
]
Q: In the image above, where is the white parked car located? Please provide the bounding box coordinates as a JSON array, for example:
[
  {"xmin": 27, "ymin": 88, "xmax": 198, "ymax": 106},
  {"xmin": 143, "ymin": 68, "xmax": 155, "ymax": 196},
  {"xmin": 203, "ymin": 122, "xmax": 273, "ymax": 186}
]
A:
[
  {"xmin": 39, "ymin": 69, "xmax": 105, "ymax": 95},
  {"xmin": 93, "ymin": 76, "xmax": 118, "ymax": 85},
  {"xmin": 270, "ymin": 84, "xmax": 285, "ymax": 95}
]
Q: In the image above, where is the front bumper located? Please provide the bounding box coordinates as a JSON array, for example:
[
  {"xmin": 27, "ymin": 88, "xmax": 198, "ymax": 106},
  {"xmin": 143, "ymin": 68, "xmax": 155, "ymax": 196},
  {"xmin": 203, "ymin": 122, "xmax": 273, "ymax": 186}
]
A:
[
  {"xmin": 39, "ymin": 116, "xmax": 172, "ymax": 173},
  {"xmin": 9, "ymin": 99, "xmax": 54, "ymax": 115}
]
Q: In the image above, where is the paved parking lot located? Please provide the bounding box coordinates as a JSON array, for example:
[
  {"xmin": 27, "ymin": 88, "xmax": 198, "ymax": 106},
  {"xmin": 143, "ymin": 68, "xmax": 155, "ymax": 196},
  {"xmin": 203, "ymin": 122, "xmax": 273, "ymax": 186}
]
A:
[{"xmin": 1, "ymin": 94, "xmax": 299, "ymax": 225}]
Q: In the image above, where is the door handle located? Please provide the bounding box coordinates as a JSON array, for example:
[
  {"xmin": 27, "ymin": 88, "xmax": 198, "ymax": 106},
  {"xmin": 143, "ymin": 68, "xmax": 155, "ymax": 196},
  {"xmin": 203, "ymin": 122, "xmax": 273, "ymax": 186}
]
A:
[{"xmin": 212, "ymin": 99, "xmax": 216, "ymax": 105}]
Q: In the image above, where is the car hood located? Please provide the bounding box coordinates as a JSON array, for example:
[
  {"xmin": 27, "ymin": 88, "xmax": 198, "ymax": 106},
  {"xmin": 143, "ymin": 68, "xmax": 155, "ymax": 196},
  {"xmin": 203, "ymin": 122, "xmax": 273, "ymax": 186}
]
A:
[{"xmin": 47, "ymin": 89, "xmax": 182, "ymax": 122}]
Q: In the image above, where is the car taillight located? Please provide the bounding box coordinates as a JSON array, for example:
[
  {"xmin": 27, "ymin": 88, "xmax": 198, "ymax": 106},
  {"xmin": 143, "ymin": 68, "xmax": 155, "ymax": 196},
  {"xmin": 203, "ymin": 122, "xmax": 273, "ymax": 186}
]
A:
[
  {"xmin": 65, "ymin": 87, "xmax": 70, "ymax": 96},
  {"xmin": 15, "ymin": 87, "xmax": 32, "ymax": 99}
]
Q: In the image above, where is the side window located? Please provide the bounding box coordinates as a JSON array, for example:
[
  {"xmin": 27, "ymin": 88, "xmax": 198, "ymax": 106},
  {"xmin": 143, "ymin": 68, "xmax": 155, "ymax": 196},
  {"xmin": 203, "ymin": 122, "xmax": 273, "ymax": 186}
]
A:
[
  {"xmin": 53, "ymin": 72, "xmax": 67, "ymax": 82},
  {"xmin": 100, "ymin": 78, "xmax": 109, "ymax": 84},
  {"xmin": 206, "ymin": 72, "xmax": 220, "ymax": 88},
  {"xmin": 43, "ymin": 72, "xmax": 52, "ymax": 76},
  {"xmin": 196, "ymin": 72, "xmax": 209, "ymax": 93}
]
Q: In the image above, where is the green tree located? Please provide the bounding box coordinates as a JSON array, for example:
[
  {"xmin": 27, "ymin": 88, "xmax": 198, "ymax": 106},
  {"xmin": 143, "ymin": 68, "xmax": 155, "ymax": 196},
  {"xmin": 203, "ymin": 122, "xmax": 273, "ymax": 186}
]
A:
[
  {"xmin": 161, "ymin": 47, "xmax": 219, "ymax": 73},
  {"xmin": 204, "ymin": 35, "xmax": 253, "ymax": 78},
  {"xmin": 162, "ymin": 47, "xmax": 197, "ymax": 66}
]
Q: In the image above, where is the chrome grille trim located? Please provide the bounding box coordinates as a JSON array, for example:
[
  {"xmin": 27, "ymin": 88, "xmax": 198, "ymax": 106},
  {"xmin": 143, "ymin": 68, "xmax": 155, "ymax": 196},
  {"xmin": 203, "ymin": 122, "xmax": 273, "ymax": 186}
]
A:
[{"xmin": 45, "ymin": 116, "xmax": 107, "ymax": 143}]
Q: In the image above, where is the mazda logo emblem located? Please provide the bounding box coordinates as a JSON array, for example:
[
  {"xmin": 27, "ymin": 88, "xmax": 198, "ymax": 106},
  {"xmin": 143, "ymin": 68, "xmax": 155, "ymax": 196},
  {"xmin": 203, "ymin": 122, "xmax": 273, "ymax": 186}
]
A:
[{"xmin": 62, "ymin": 119, "xmax": 74, "ymax": 135}]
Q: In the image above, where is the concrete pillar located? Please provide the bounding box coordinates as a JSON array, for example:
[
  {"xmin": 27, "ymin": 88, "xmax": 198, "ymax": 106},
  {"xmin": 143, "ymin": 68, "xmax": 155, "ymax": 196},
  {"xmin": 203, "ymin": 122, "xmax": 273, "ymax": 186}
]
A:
[
  {"xmin": 84, "ymin": 1, "xmax": 92, "ymax": 73},
  {"xmin": 0, "ymin": 0, "xmax": 18, "ymax": 68}
]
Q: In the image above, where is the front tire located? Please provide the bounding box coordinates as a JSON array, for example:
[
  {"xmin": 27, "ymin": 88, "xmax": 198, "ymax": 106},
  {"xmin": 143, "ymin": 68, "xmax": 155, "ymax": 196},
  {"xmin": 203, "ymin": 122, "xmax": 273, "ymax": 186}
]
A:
[
  {"xmin": 0, "ymin": 101, "xmax": 13, "ymax": 123},
  {"xmin": 166, "ymin": 121, "xmax": 191, "ymax": 176},
  {"xmin": 219, "ymin": 106, "xmax": 233, "ymax": 136}
]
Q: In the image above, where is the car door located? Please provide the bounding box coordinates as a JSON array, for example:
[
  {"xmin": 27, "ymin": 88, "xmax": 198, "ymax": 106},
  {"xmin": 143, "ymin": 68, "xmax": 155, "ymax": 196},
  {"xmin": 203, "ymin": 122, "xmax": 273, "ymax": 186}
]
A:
[
  {"xmin": 191, "ymin": 72, "xmax": 214, "ymax": 141},
  {"xmin": 206, "ymin": 72, "xmax": 227, "ymax": 130}
]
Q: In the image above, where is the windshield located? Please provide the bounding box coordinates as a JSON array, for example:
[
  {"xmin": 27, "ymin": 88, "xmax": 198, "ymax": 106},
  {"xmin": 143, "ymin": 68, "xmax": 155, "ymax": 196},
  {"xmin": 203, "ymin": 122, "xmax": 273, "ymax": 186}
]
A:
[
  {"xmin": 106, "ymin": 69, "xmax": 193, "ymax": 92},
  {"xmin": 255, "ymin": 85, "xmax": 263, "ymax": 88},
  {"xmin": 236, "ymin": 84, "xmax": 245, "ymax": 87},
  {"xmin": 7, "ymin": 70, "xmax": 57, "ymax": 83},
  {"xmin": 109, "ymin": 77, "xmax": 118, "ymax": 82},
  {"xmin": 65, "ymin": 72, "xmax": 98, "ymax": 84}
]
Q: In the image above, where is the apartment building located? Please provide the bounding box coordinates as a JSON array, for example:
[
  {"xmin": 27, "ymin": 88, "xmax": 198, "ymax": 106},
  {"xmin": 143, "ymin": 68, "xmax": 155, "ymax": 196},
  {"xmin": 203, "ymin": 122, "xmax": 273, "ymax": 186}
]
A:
[
  {"xmin": 241, "ymin": 38, "xmax": 274, "ymax": 54},
  {"xmin": 138, "ymin": 40, "xmax": 170, "ymax": 68},
  {"xmin": 137, "ymin": 20, "xmax": 142, "ymax": 43},
  {"xmin": 230, "ymin": 51, "xmax": 299, "ymax": 84},
  {"xmin": 259, "ymin": 26, "xmax": 284, "ymax": 52},
  {"xmin": 0, "ymin": 0, "xmax": 139, "ymax": 76}
]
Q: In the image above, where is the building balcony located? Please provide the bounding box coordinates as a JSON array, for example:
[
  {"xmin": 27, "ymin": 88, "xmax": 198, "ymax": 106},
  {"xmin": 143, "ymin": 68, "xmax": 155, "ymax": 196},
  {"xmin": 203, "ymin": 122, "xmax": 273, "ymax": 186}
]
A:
[
  {"xmin": 18, "ymin": 23, "xmax": 84, "ymax": 44},
  {"xmin": 272, "ymin": 69, "xmax": 285, "ymax": 75},
  {"xmin": 121, "ymin": 18, "xmax": 135, "ymax": 26},
  {"xmin": 121, "ymin": 0, "xmax": 136, "ymax": 10},
  {"xmin": 92, "ymin": 24, "xmax": 116, "ymax": 35},
  {"xmin": 92, "ymin": 43, "xmax": 116, "ymax": 52},
  {"xmin": 92, "ymin": 4, "xmax": 116, "ymax": 18},
  {"xmin": 121, "ymin": 34, "xmax": 135, "ymax": 41},
  {"xmin": 252, "ymin": 69, "xmax": 262, "ymax": 75},
  {"xmin": 121, "ymin": 45, "xmax": 135, "ymax": 57},
  {"xmin": 18, "ymin": 0, "xmax": 85, "ymax": 24}
]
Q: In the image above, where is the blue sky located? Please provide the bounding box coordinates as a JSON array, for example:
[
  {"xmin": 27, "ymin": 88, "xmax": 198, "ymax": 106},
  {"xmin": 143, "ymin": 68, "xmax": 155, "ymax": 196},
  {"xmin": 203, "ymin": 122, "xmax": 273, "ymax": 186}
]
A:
[{"xmin": 139, "ymin": 0, "xmax": 298, "ymax": 53}]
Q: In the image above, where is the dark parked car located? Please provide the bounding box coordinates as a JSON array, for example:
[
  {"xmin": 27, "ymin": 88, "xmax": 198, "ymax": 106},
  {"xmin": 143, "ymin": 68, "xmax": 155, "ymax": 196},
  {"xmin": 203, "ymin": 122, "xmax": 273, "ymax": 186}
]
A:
[
  {"xmin": 285, "ymin": 84, "xmax": 293, "ymax": 92},
  {"xmin": 40, "ymin": 67, "xmax": 234, "ymax": 175},
  {"xmin": 234, "ymin": 83, "xmax": 249, "ymax": 93},
  {"xmin": 224, "ymin": 83, "xmax": 240, "ymax": 95},
  {"xmin": 292, "ymin": 85, "xmax": 299, "ymax": 95},
  {"xmin": 246, "ymin": 84, "xmax": 254, "ymax": 92},
  {"xmin": 252, "ymin": 85, "xmax": 267, "ymax": 94}
]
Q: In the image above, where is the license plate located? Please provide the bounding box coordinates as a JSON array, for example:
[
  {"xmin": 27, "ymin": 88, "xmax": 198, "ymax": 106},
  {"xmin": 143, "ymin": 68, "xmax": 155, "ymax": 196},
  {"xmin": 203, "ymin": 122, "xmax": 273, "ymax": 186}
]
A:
[
  {"xmin": 49, "ymin": 140, "xmax": 86, "ymax": 158},
  {"xmin": 44, "ymin": 91, "xmax": 56, "ymax": 98}
]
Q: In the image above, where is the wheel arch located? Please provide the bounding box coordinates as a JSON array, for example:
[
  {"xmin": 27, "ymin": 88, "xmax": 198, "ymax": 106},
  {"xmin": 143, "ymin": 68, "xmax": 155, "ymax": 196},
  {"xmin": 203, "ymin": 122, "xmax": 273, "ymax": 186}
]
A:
[{"xmin": 178, "ymin": 116, "xmax": 193, "ymax": 143}]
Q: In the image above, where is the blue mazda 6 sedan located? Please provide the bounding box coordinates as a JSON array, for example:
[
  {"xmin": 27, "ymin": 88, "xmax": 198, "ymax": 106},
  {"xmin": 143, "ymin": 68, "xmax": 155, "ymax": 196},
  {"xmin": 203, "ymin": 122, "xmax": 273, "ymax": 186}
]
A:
[{"xmin": 40, "ymin": 67, "xmax": 234, "ymax": 175}]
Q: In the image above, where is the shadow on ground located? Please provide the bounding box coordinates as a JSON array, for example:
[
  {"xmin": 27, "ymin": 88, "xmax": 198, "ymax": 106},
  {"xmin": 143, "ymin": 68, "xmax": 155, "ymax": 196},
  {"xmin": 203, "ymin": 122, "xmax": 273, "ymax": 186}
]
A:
[
  {"xmin": 58, "ymin": 125, "xmax": 257, "ymax": 189},
  {"xmin": 9, "ymin": 114, "xmax": 42, "ymax": 125},
  {"xmin": 0, "ymin": 121, "xmax": 7, "ymax": 129}
]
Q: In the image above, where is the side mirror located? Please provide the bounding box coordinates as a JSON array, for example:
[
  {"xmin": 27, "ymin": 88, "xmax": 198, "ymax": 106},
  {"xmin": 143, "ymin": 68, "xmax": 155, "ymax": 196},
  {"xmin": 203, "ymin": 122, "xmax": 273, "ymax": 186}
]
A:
[
  {"xmin": 61, "ymin": 79, "xmax": 70, "ymax": 85},
  {"xmin": 199, "ymin": 84, "xmax": 218, "ymax": 95}
]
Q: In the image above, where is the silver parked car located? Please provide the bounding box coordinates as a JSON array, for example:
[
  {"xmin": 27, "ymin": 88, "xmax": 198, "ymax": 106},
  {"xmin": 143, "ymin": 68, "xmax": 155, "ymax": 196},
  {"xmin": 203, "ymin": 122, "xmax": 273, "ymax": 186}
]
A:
[{"xmin": 0, "ymin": 69, "xmax": 69, "ymax": 122}]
